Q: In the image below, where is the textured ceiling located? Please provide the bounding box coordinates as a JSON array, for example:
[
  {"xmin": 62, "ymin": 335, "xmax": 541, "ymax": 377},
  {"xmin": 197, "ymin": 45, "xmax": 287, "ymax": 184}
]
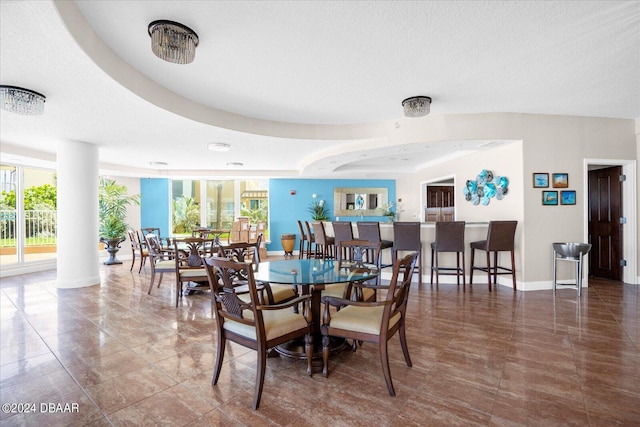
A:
[{"xmin": 1, "ymin": 1, "xmax": 638, "ymax": 177}]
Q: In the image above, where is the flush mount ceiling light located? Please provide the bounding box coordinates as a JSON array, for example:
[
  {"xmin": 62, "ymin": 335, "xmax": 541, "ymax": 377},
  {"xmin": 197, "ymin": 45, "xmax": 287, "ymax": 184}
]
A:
[
  {"xmin": 148, "ymin": 20, "xmax": 199, "ymax": 64},
  {"xmin": 402, "ymin": 96, "xmax": 431, "ymax": 118},
  {"xmin": 207, "ymin": 143, "xmax": 231, "ymax": 152},
  {"xmin": 226, "ymin": 162, "xmax": 243, "ymax": 167},
  {"xmin": 149, "ymin": 161, "xmax": 168, "ymax": 167},
  {"xmin": 0, "ymin": 85, "xmax": 46, "ymax": 115}
]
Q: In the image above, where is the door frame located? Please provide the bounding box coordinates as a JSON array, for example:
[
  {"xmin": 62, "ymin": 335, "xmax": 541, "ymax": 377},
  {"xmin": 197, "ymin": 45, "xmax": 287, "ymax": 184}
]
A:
[{"xmin": 584, "ymin": 159, "xmax": 637, "ymax": 284}]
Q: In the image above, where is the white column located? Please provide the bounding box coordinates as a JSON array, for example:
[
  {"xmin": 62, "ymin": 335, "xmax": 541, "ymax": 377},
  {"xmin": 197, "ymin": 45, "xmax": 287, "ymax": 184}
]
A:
[{"xmin": 56, "ymin": 140, "xmax": 100, "ymax": 288}]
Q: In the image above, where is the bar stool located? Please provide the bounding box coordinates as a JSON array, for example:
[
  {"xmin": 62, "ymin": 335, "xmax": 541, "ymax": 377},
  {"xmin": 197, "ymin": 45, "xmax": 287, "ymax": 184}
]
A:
[
  {"xmin": 469, "ymin": 220, "xmax": 518, "ymax": 291},
  {"xmin": 552, "ymin": 242, "xmax": 592, "ymax": 297},
  {"xmin": 357, "ymin": 221, "xmax": 393, "ymax": 266},
  {"xmin": 392, "ymin": 221, "xmax": 423, "ymax": 286},
  {"xmin": 430, "ymin": 221, "xmax": 466, "ymax": 286},
  {"xmin": 304, "ymin": 221, "xmax": 316, "ymax": 259},
  {"xmin": 311, "ymin": 221, "xmax": 335, "ymax": 259},
  {"xmin": 332, "ymin": 221, "xmax": 354, "ymax": 260},
  {"xmin": 297, "ymin": 220, "xmax": 310, "ymax": 259}
]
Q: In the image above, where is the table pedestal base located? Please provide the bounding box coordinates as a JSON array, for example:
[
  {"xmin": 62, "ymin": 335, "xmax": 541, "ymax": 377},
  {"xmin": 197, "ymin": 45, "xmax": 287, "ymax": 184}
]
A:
[{"xmin": 275, "ymin": 336, "xmax": 349, "ymax": 370}]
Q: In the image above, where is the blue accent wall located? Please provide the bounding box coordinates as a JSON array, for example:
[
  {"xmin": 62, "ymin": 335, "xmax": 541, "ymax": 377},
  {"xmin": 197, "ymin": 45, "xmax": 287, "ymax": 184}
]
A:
[
  {"xmin": 268, "ymin": 178, "xmax": 395, "ymax": 252},
  {"xmin": 140, "ymin": 178, "xmax": 170, "ymax": 237}
]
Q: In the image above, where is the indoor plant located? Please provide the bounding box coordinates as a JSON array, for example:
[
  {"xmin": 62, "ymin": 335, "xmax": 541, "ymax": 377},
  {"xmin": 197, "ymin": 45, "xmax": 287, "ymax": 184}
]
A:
[
  {"xmin": 308, "ymin": 194, "xmax": 330, "ymax": 221},
  {"xmin": 99, "ymin": 178, "xmax": 140, "ymax": 265}
]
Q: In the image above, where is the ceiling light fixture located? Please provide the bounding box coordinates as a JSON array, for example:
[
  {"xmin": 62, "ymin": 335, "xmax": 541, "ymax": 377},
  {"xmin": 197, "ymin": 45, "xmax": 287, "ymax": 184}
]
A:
[
  {"xmin": 148, "ymin": 20, "xmax": 199, "ymax": 64},
  {"xmin": 207, "ymin": 143, "xmax": 231, "ymax": 152},
  {"xmin": 0, "ymin": 85, "xmax": 46, "ymax": 115},
  {"xmin": 226, "ymin": 162, "xmax": 243, "ymax": 167},
  {"xmin": 149, "ymin": 161, "xmax": 168, "ymax": 167},
  {"xmin": 402, "ymin": 96, "xmax": 431, "ymax": 118}
]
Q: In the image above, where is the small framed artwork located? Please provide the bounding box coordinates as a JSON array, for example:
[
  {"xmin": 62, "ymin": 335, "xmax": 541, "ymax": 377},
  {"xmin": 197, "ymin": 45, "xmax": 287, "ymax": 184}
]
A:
[
  {"xmin": 532, "ymin": 172, "xmax": 549, "ymax": 188},
  {"xmin": 542, "ymin": 190, "xmax": 558, "ymax": 205},
  {"xmin": 561, "ymin": 190, "xmax": 576, "ymax": 205},
  {"xmin": 552, "ymin": 173, "xmax": 569, "ymax": 188}
]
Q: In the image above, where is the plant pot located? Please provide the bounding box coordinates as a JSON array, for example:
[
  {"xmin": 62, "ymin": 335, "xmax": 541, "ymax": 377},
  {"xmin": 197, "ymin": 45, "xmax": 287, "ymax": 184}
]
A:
[
  {"xmin": 101, "ymin": 237, "xmax": 125, "ymax": 265},
  {"xmin": 281, "ymin": 234, "xmax": 296, "ymax": 258}
]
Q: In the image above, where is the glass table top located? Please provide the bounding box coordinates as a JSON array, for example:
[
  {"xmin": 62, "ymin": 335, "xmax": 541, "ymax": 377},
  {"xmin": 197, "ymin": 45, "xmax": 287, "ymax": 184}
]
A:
[{"xmin": 254, "ymin": 259, "xmax": 378, "ymax": 286}]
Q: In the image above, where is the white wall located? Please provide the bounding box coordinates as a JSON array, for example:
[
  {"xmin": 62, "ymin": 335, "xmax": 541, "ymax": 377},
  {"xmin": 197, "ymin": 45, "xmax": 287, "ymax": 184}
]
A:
[{"xmin": 394, "ymin": 113, "xmax": 637, "ymax": 287}]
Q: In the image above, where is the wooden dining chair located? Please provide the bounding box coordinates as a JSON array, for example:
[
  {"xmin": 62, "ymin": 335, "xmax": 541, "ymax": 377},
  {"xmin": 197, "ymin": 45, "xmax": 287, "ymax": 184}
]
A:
[
  {"xmin": 126, "ymin": 229, "xmax": 148, "ymax": 273},
  {"xmin": 144, "ymin": 233, "xmax": 175, "ymax": 296},
  {"xmin": 320, "ymin": 252, "xmax": 418, "ymax": 396},
  {"xmin": 334, "ymin": 239, "xmax": 382, "ymax": 301},
  {"xmin": 203, "ymin": 257, "xmax": 313, "ymax": 410},
  {"xmin": 217, "ymin": 241, "xmax": 298, "ymax": 305},
  {"xmin": 172, "ymin": 237, "xmax": 214, "ymax": 307}
]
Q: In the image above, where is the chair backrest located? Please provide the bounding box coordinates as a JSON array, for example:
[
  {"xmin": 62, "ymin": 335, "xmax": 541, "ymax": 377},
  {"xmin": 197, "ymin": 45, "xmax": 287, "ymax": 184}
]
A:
[
  {"xmin": 172, "ymin": 237, "xmax": 215, "ymax": 269},
  {"xmin": 304, "ymin": 221, "xmax": 314, "ymax": 241},
  {"xmin": 127, "ymin": 229, "xmax": 140, "ymax": 250},
  {"xmin": 486, "ymin": 220, "xmax": 518, "ymax": 251},
  {"xmin": 312, "ymin": 221, "xmax": 329, "ymax": 245},
  {"xmin": 144, "ymin": 233, "xmax": 165, "ymax": 260},
  {"xmin": 392, "ymin": 222, "xmax": 421, "ymax": 251},
  {"xmin": 203, "ymin": 257, "xmax": 260, "ymax": 329},
  {"xmin": 141, "ymin": 227, "xmax": 162, "ymax": 239},
  {"xmin": 297, "ymin": 220, "xmax": 307, "ymax": 241},
  {"xmin": 357, "ymin": 222, "xmax": 382, "ymax": 243},
  {"xmin": 434, "ymin": 221, "xmax": 465, "ymax": 252},
  {"xmin": 218, "ymin": 241, "xmax": 261, "ymax": 265},
  {"xmin": 383, "ymin": 252, "xmax": 418, "ymax": 327},
  {"xmin": 192, "ymin": 227, "xmax": 211, "ymax": 238},
  {"xmin": 332, "ymin": 222, "xmax": 354, "ymax": 247},
  {"xmin": 337, "ymin": 239, "xmax": 382, "ymax": 268}
]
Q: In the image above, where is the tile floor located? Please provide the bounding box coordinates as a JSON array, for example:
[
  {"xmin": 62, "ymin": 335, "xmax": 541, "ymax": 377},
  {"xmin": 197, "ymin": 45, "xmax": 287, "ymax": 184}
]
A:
[{"xmin": 1, "ymin": 260, "xmax": 638, "ymax": 426}]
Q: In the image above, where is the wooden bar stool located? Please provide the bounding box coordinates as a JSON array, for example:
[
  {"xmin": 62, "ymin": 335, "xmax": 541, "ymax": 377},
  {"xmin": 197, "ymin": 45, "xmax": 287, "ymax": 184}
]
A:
[
  {"xmin": 430, "ymin": 221, "xmax": 466, "ymax": 286},
  {"xmin": 469, "ymin": 221, "xmax": 518, "ymax": 291}
]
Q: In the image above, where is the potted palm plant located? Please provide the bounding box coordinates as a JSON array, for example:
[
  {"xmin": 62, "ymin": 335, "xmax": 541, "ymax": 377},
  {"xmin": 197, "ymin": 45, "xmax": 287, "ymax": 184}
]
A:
[{"xmin": 99, "ymin": 178, "xmax": 140, "ymax": 265}]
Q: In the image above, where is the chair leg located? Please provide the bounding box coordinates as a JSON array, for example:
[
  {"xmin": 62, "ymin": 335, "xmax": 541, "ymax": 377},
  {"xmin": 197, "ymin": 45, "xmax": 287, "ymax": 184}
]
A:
[
  {"xmin": 130, "ymin": 252, "xmax": 135, "ymax": 271},
  {"xmin": 486, "ymin": 251, "xmax": 492, "ymax": 291},
  {"xmin": 148, "ymin": 271, "xmax": 155, "ymax": 294},
  {"xmin": 399, "ymin": 321, "xmax": 412, "ymax": 367},
  {"xmin": 434, "ymin": 251, "xmax": 439, "ymax": 286},
  {"xmin": 380, "ymin": 340, "xmax": 395, "ymax": 397},
  {"xmin": 510, "ymin": 250, "xmax": 516, "ymax": 290},
  {"xmin": 305, "ymin": 333, "xmax": 313, "ymax": 376},
  {"xmin": 493, "ymin": 251, "xmax": 499, "ymax": 285},
  {"xmin": 456, "ymin": 252, "xmax": 460, "ymax": 286},
  {"xmin": 253, "ymin": 345, "xmax": 267, "ymax": 410},
  {"xmin": 430, "ymin": 248, "xmax": 435, "ymax": 284},
  {"xmin": 212, "ymin": 335, "xmax": 226, "ymax": 385},
  {"xmin": 461, "ymin": 251, "xmax": 466, "ymax": 288},
  {"xmin": 469, "ymin": 248, "xmax": 475, "ymax": 284},
  {"xmin": 417, "ymin": 251, "xmax": 423, "ymax": 286},
  {"xmin": 322, "ymin": 335, "xmax": 330, "ymax": 377}
]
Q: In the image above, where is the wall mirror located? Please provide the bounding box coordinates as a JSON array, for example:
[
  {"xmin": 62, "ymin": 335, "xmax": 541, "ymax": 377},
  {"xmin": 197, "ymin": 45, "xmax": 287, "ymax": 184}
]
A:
[{"xmin": 334, "ymin": 187, "xmax": 388, "ymax": 217}]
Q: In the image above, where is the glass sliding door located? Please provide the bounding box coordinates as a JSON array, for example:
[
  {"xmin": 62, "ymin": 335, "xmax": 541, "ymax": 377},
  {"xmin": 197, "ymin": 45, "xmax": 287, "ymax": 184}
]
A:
[
  {"xmin": 0, "ymin": 164, "xmax": 57, "ymax": 266},
  {"xmin": 205, "ymin": 180, "xmax": 234, "ymax": 230}
]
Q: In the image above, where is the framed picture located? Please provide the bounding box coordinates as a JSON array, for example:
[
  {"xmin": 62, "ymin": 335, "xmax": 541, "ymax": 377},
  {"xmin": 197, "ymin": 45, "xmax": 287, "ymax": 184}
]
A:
[
  {"xmin": 532, "ymin": 172, "xmax": 549, "ymax": 188},
  {"xmin": 542, "ymin": 190, "xmax": 558, "ymax": 205},
  {"xmin": 561, "ymin": 190, "xmax": 576, "ymax": 205},
  {"xmin": 552, "ymin": 173, "xmax": 569, "ymax": 188}
]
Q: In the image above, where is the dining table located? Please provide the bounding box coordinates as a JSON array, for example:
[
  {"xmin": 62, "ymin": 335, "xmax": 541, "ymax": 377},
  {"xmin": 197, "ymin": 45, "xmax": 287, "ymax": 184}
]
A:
[{"xmin": 254, "ymin": 258, "xmax": 379, "ymax": 362}]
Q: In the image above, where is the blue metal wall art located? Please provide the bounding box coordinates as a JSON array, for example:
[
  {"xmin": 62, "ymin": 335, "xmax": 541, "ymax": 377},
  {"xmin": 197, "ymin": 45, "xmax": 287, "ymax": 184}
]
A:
[{"xmin": 463, "ymin": 169, "xmax": 509, "ymax": 206}]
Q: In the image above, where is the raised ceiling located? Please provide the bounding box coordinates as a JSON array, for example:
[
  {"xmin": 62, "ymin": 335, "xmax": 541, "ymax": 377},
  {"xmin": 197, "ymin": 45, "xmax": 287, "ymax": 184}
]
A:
[{"xmin": 1, "ymin": 1, "xmax": 638, "ymax": 177}]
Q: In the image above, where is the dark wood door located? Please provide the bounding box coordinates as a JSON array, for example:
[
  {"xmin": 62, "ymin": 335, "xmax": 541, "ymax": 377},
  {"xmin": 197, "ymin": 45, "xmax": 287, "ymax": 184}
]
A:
[
  {"xmin": 427, "ymin": 186, "xmax": 454, "ymax": 207},
  {"xmin": 588, "ymin": 166, "xmax": 622, "ymax": 281}
]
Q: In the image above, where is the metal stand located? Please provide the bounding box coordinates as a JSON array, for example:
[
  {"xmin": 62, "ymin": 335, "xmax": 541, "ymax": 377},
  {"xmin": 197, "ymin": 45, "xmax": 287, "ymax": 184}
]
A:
[{"xmin": 552, "ymin": 243, "xmax": 591, "ymax": 297}]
